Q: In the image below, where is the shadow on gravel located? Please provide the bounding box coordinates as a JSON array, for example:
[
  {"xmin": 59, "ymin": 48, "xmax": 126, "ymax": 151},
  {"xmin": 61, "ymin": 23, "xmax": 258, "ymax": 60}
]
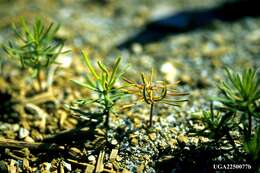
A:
[{"xmin": 117, "ymin": 0, "xmax": 260, "ymax": 49}]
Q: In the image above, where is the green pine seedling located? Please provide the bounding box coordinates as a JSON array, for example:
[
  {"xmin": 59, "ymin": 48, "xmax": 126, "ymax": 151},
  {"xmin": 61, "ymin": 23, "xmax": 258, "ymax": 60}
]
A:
[
  {"xmin": 70, "ymin": 50, "xmax": 128, "ymax": 127},
  {"xmin": 190, "ymin": 103, "xmax": 237, "ymax": 148},
  {"xmin": 216, "ymin": 68, "xmax": 259, "ymax": 140},
  {"xmin": 3, "ymin": 17, "xmax": 66, "ymax": 91}
]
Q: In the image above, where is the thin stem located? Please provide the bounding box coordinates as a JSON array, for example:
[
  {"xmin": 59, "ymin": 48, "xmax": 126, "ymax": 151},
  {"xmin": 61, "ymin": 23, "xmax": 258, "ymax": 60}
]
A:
[
  {"xmin": 149, "ymin": 103, "xmax": 154, "ymax": 127},
  {"xmin": 37, "ymin": 70, "xmax": 43, "ymax": 92},
  {"xmin": 104, "ymin": 108, "xmax": 110, "ymax": 128},
  {"xmin": 248, "ymin": 111, "xmax": 252, "ymax": 140},
  {"xmin": 103, "ymin": 92, "xmax": 111, "ymax": 128},
  {"xmin": 0, "ymin": 59, "xmax": 3, "ymax": 75}
]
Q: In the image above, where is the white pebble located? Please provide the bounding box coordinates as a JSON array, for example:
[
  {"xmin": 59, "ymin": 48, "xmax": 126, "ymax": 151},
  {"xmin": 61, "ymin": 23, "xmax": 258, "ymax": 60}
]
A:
[
  {"xmin": 160, "ymin": 62, "xmax": 178, "ymax": 82},
  {"xmin": 56, "ymin": 46, "xmax": 72, "ymax": 68},
  {"xmin": 166, "ymin": 115, "xmax": 176, "ymax": 123},
  {"xmin": 57, "ymin": 55, "xmax": 72, "ymax": 68},
  {"xmin": 111, "ymin": 139, "xmax": 118, "ymax": 145},
  {"xmin": 19, "ymin": 128, "xmax": 29, "ymax": 139},
  {"xmin": 12, "ymin": 124, "xmax": 20, "ymax": 132},
  {"xmin": 88, "ymin": 155, "xmax": 96, "ymax": 162},
  {"xmin": 62, "ymin": 161, "xmax": 71, "ymax": 171},
  {"xmin": 132, "ymin": 43, "xmax": 143, "ymax": 54}
]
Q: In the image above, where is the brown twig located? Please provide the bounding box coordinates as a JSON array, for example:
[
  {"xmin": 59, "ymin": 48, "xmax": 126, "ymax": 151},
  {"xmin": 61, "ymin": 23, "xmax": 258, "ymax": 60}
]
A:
[
  {"xmin": 41, "ymin": 127, "xmax": 94, "ymax": 143},
  {"xmin": 0, "ymin": 139, "xmax": 63, "ymax": 151}
]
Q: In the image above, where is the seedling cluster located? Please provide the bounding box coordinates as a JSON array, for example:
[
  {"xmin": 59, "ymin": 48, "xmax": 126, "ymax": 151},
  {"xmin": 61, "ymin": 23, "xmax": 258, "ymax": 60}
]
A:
[
  {"xmin": 68, "ymin": 52, "xmax": 188, "ymax": 128},
  {"xmin": 191, "ymin": 68, "xmax": 260, "ymax": 168},
  {"xmin": 2, "ymin": 17, "xmax": 259, "ymax": 172},
  {"xmin": 3, "ymin": 18, "xmax": 189, "ymax": 129}
]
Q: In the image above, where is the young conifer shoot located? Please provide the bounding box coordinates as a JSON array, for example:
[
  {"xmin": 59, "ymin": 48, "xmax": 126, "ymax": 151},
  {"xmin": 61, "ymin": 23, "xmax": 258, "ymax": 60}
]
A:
[
  {"xmin": 217, "ymin": 68, "xmax": 259, "ymax": 140},
  {"xmin": 3, "ymin": 17, "xmax": 65, "ymax": 92},
  {"xmin": 70, "ymin": 50, "xmax": 128, "ymax": 128}
]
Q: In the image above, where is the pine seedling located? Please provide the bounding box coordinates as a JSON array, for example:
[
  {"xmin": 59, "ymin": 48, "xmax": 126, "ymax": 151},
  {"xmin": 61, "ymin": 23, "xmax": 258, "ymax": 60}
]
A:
[
  {"xmin": 124, "ymin": 69, "xmax": 188, "ymax": 127},
  {"xmin": 190, "ymin": 102, "xmax": 237, "ymax": 149},
  {"xmin": 216, "ymin": 68, "xmax": 259, "ymax": 140},
  {"xmin": 70, "ymin": 50, "xmax": 128, "ymax": 127},
  {"xmin": 3, "ymin": 17, "xmax": 65, "ymax": 91}
]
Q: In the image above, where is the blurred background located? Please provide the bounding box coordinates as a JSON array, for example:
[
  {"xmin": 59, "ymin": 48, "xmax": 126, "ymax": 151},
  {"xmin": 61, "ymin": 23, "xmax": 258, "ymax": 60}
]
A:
[{"xmin": 1, "ymin": 0, "xmax": 259, "ymax": 51}]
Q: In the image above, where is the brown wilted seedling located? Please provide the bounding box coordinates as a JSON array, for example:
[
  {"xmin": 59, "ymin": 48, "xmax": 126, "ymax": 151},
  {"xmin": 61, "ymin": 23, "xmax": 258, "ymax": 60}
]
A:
[{"xmin": 124, "ymin": 69, "xmax": 188, "ymax": 127}]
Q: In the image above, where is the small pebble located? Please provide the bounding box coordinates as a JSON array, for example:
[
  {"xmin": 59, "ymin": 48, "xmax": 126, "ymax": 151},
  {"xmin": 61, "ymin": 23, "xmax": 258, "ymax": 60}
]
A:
[
  {"xmin": 132, "ymin": 43, "xmax": 143, "ymax": 54},
  {"xmin": 62, "ymin": 161, "xmax": 71, "ymax": 171},
  {"xmin": 131, "ymin": 138, "xmax": 138, "ymax": 145},
  {"xmin": 24, "ymin": 136, "xmax": 35, "ymax": 143},
  {"xmin": 160, "ymin": 62, "xmax": 179, "ymax": 82},
  {"xmin": 169, "ymin": 139, "xmax": 178, "ymax": 146},
  {"xmin": 19, "ymin": 128, "xmax": 29, "ymax": 139},
  {"xmin": 104, "ymin": 162, "xmax": 113, "ymax": 169},
  {"xmin": 177, "ymin": 134, "xmax": 189, "ymax": 144},
  {"xmin": 148, "ymin": 133, "xmax": 157, "ymax": 141},
  {"xmin": 111, "ymin": 139, "xmax": 118, "ymax": 145},
  {"xmin": 68, "ymin": 147, "xmax": 82, "ymax": 158},
  {"xmin": 180, "ymin": 74, "xmax": 193, "ymax": 85},
  {"xmin": 12, "ymin": 124, "xmax": 20, "ymax": 132},
  {"xmin": 56, "ymin": 52, "xmax": 72, "ymax": 68},
  {"xmin": 246, "ymin": 29, "xmax": 260, "ymax": 43},
  {"xmin": 42, "ymin": 162, "xmax": 51, "ymax": 171},
  {"xmin": 88, "ymin": 155, "xmax": 96, "ymax": 163},
  {"xmin": 116, "ymin": 155, "xmax": 122, "ymax": 162}
]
